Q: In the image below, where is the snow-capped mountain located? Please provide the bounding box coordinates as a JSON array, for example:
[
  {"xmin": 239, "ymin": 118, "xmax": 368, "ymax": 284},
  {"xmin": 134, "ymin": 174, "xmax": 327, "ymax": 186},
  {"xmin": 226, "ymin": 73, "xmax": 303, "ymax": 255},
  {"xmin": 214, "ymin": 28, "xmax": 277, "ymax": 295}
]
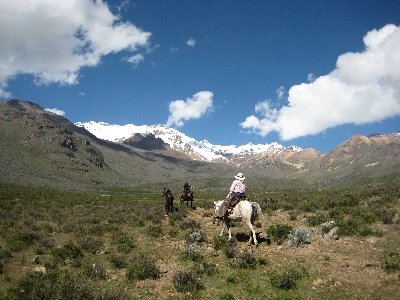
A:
[{"xmin": 75, "ymin": 121, "xmax": 303, "ymax": 162}]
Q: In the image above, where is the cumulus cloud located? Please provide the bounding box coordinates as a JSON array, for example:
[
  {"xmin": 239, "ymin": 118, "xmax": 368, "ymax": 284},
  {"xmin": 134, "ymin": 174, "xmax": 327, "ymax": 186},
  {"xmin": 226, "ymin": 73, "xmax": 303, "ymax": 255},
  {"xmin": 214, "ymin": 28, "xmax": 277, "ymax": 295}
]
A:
[
  {"xmin": 166, "ymin": 91, "xmax": 214, "ymax": 127},
  {"xmin": 126, "ymin": 53, "xmax": 144, "ymax": 67},
  {"xmin": 0, "ymin": 0, "xmax": 151, "ymax": 97},
  {"xmin": 241, "ymin": 24, "xmax": 400, "ymax": 141},
  {"xmin": 187, "ymin": 38, "xmax": 196, "ymax": 47},
  {"xmin": 45, "ymin": 108, "xmax": 65, "ymax": 116}
]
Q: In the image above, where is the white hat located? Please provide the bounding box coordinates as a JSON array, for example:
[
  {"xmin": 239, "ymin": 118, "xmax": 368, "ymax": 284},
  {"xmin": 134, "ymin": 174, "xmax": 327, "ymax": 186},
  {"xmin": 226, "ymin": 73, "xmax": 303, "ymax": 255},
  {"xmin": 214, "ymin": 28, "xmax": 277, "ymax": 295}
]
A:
[{"xmin": 235, "ymin": 173, "xmax": 245, "ymax": 180}]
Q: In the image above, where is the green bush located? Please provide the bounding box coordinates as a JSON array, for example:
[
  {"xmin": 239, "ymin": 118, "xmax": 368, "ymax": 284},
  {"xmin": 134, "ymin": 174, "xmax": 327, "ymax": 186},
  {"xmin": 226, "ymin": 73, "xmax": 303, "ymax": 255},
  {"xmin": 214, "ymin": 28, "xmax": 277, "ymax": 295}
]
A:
[
  {"xmin": 84, "ymin": 263, "xmax": 107, "ymax": 280},
  {"xmin": 196, "ymin": 262, "xmax": 218, "ymax": 276},
  {"xmin": 180, "ymin": 219, "xmax": 201, "ymax": 230},
  {"xmin": 381, "ymin": 250, "xmax": 400, "ymax": 272},
  {"xmin": 307, "ymin": 212, "xmax": 328, "ymax": 226},
  {"xmin": 269, "ymin": 265, "xmax": 308, "ymax": 290},
  {"xmin": 212, "ymin": 235, "xmax": 227, "ymax": 251},
  {"xmin": 266, "ymin": 223, "xmax": 294, "ymax": 245},
  {"xmin": 147, "ymin": 224, "xmax": 163, "ymax": 238},
  {"xmin": 172, "ymin": 270, "xmax": 204, "ymax": 294},
  {"xmin": 6, "ymin": 232, "xmax": 39, "ymax": 252},
  {"xmin": 335, "ymin": 220, "xmax": 358, "ymax": 236},
  {"xmin": 50, "ymin": 241, "xmax": 83, "ymax": 261},
  {"xmin": 126, "ymin": 254, "xmax": 160, "ymax": 282},
  {"xmin": 224, "ymin": 239, "xmax": 239, "ymax": 258},
  {"xmin": 218, "ymin": 292, "xmax": 235, "ymax": 300},
  {"xmin": 114, "ymin": 233, "xmax": 135, "ymax": 253},
  {"xmin": 232, "ymin": 251, "xmax": 258, "ymax": 269},
  {"xmin": 225, "ymin": 270, "xmax": 249, "ymax": 285},
  {"xmin": 109, "ymin": 254, "xmax": 127, "ymax": 269},
  {"xmin": 78, "ymin": 236, "xmax": 103, "ymax": 254}
]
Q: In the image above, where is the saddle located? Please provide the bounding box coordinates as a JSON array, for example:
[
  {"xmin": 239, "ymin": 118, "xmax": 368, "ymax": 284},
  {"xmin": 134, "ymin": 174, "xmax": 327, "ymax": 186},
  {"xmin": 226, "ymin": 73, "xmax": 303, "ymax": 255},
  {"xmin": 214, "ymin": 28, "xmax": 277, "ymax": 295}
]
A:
[{"xmin": 227, "ymin": 195, "xmax": 245, "ymax": 209}]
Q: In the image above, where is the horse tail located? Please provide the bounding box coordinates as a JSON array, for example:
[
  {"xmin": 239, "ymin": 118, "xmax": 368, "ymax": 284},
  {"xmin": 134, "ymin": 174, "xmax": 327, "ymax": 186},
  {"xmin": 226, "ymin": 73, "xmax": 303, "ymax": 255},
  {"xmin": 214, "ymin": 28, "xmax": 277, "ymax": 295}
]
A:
[{"xmin": 251, "ymin": 202, "xmax": 262, "ymax": 216}]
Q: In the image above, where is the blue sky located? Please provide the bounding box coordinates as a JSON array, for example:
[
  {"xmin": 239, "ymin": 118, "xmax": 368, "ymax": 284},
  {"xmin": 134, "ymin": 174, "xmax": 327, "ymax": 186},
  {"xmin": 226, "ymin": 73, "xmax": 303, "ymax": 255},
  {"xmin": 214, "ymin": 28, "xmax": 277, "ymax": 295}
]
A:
[{"xmin": 1, "ymin": 0, "xmax": 399, "ymax": 153}]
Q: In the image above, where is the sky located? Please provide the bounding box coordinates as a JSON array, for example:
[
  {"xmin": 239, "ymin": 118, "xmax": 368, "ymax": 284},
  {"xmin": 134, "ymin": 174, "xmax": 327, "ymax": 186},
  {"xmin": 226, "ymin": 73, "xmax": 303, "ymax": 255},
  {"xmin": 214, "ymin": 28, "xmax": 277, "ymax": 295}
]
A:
[{"xmin": 1, "ymin": 0, "xmax": 400, "ymax": 154}]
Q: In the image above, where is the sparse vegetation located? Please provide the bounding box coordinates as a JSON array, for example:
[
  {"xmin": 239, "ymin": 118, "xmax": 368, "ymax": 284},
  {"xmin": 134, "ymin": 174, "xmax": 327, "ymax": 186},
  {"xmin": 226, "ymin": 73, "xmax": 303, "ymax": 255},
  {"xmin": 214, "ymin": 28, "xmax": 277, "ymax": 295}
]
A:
[{"xmin": 0, "ymin": 182, "xmax": 400, "ymax": 299}]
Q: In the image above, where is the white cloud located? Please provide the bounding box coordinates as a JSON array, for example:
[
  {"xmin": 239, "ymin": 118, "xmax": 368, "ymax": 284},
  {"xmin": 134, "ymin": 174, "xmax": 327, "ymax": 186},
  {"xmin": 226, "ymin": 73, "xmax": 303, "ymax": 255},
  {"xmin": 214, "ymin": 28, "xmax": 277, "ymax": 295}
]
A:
[
  {"xmin": 166, "ymin": 91, "xmax": 214, "ymax": 127},
  {"xmin": 187, "ymin": 38, "xmax": 196, "ymax": 47},
  {"xmin": 0, "ymin": 0, "xmax": 151, "ymax": 96},
  {"xmin": 126, "ymin": 53, "xmax": 144, "ymax": 67},
  {"xmin": 45, "ymin": 108, "xmax": 65, "ymax": 116},
  {"xmin": 276, "ymin": 86, "xmax": 285, "ymax": 99},
  {"xmin": 241, "ymin": 24, "xmax": 400, "ymax": 141},
  {"xmin": 307, "ymin": 73, "xmax": 315, "ymax": 82}
]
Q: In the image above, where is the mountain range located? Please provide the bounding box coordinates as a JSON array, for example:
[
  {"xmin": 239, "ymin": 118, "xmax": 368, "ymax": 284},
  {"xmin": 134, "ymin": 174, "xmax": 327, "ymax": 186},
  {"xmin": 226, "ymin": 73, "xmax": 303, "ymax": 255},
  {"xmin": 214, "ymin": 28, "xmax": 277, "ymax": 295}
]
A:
[{"xmin": 1, "ymin": 99, "xmax": 400, "ymax": 192}]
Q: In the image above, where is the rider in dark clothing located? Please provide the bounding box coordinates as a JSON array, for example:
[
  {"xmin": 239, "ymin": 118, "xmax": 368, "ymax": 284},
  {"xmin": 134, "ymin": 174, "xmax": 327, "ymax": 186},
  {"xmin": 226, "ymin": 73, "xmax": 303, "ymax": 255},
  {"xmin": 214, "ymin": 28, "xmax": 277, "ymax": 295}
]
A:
[{"xmin": 184, "ymin": 182, "xmax": 190, "ymax": 192}]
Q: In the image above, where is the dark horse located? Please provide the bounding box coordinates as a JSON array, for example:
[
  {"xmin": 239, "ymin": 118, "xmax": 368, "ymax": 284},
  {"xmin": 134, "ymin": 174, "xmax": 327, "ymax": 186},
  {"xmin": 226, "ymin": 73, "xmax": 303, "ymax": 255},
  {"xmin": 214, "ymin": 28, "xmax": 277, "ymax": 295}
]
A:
[
  {"xmin": 180, "ymin": 190, "xmax": 193, "ymax": 207},
  {"xmin": 163, "ymin": 190, "xmax": 174, "ymax": 214}
]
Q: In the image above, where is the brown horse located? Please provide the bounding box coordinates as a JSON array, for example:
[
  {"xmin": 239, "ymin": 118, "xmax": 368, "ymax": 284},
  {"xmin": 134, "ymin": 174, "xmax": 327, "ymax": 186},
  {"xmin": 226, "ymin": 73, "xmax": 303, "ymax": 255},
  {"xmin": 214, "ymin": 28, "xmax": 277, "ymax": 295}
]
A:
[
  {"xmin": 163, "ymin": 190, "xmax": 174, "ymax": 214},
  {"xmin": 180, "ymin": 190, "xmax": 193, "ymax": 207}
]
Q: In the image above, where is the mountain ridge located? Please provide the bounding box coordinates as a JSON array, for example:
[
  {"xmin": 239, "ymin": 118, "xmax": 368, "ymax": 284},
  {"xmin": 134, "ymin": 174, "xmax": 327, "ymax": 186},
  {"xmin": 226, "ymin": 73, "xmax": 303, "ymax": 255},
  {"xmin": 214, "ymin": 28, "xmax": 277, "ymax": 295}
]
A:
[
  {"xmin": 74, "ymin": 121, "xmax": 309, "ymax": 164},
  {"xmin": 1, "ymin": 99, "xmax": 400, "ymax": 190}
]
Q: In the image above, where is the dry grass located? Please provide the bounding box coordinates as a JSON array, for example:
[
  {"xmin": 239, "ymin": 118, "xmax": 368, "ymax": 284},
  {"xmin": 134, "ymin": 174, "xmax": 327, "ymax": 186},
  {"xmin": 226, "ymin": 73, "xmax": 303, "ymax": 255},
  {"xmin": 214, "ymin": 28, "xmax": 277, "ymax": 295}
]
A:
[{"xmin": 0, "ymin": 183, "xmax": 399, "ymax": 299}]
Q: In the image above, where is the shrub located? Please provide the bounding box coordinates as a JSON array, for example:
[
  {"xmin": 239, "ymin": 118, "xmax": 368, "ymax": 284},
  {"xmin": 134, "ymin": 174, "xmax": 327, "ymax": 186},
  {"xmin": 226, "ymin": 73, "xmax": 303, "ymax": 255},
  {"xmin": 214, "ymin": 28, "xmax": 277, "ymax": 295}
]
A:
[
  {"xmin": 196, "ymin": 262, "xmax": 218, "ymax": 276},
  {"xmin": 78, "ymin": 236, "xmax": 103, "ymax": 254},
  {"xmin": 269, "ymin": 265, "xmax": 308, "ymax": 290},
  {"xmin": 84, "ymin": 263, "xmax": 107, "ymax": 280},
  {"xmin": 168, "ymin": 208, "xmax": 188, "ymax": 225},
  {"xmin": 147, "ymin": 224, "xmax": 163, "ymax": 238},
  {"xmin": 188, "ymin": 230, "xmax": 206, "ymax": 243},
  {"xmin": 381, "ymin": 250, "xmax": 400, "ymax": 272},
  {"xmin": 218, "ymin": 292, "xmax": 235, "ymax": 300},
  {"xmin": 50, "ymin": 241, "xmax": 83, "ymax": 261},
  {"xmin": 109, "ymin": 254, "xmax": 127, "ymax": 269},
  {"xmin": 223, "ymin": 238, "xmax": 239, "ymax": 258},
  {"xmin": 225, "ymin": 270, "xmax": 249, "ymax": 285},
  {"xmin": 180, "ymin": 219, "xmax": 201, "ymax": 230},
  {"xmin": 183, "ymin": 243, "xmax": 203, "ymax": 262},
  {"xmin": 307, "ymin": 212, "xmax": 328, "ymax": 226},
  {"xmin": 6, "ymin": 232, "xmax": 39, "ymax": 252},
  {"xmin": 266, "ymin": 223, "xmax": 294, "ymax": 245},
  {"xmin": 173, "ymin": 270, "xmax": 204, "ymax": 294},
  {"xmin": 288, "ymin": 228, "xmax": 311, "ymax": 247},
  {"xmin": 335, "ymin": 220, "xmax": 358, "ymax": 236},
  {"xmin": 114, "ymin": 234, "xmax": 135, "ymax": 253},
  {"xmin": 232, "ymin": 251, "xmax": 258, "ymax": 269},
  {"xmin": 321, "ymin": 221, "xmax": 336, "ymax": 234},
  {"xmin": 212, "ymin": 235, "xmax": 227, "ymax": 251},
  {"xmin": 126, "ymin": 254, "xmax": 160, "ymax": 282}
]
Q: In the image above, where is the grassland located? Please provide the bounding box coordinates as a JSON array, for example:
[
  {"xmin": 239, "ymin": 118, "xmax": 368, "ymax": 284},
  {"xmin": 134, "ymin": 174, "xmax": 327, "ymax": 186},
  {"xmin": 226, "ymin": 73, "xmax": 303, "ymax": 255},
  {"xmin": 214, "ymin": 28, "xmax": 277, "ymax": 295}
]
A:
[{"xmin": 0, "ymin": 183, "xmax": 399, "ymax": 299}]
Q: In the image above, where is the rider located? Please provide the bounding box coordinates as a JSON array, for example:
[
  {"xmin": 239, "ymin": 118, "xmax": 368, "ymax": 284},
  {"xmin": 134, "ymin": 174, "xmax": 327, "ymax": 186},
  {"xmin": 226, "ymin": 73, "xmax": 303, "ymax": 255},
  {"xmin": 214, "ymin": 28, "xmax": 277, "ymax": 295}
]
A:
[
  {"xmin": 215, "ymin": 172, "xmax": 246, "ymax": 219},
  {"xmin": 228, "ymin": 172, "xmax": 246, "ymax": 208},
  {"xmin": 183, "ymin": 181, "xmax": 192, "ymax": 196}
]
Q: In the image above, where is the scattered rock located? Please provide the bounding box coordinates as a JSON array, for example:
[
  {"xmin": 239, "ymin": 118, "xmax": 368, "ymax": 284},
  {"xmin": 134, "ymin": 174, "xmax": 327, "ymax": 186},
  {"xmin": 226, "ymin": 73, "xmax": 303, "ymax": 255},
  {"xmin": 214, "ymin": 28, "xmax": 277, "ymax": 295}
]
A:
[
  {"xmin": 327, "ymin": 227, "xmax": 339, "ymax": 240},
  {"xmin": 313, "ymin": 278, "xmax": 324, "ymax": 285},
  {"xmin": 205, "ymin": 247, "xmax": 219, "ymax": 256},
  {"xmin": 33, "ymin": 266, "xmax": 46, "ymax": 275}
]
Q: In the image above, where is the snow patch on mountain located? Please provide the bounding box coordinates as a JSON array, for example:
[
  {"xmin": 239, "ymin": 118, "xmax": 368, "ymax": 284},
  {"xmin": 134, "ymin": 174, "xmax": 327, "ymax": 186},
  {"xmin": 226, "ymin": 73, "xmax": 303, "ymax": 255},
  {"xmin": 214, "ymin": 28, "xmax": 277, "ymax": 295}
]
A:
[{"xmin": 75, "ymin": 121, "xmax": 303, "ymax": 162}]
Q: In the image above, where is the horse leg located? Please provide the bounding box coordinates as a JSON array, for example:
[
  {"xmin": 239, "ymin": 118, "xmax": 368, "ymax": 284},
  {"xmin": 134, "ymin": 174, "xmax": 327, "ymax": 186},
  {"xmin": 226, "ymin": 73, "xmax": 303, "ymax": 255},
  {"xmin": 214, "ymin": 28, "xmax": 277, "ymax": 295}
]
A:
[
  {"xmin": 246, "ymin": 220, "xmax": 258, "ymax": 246},
  {"xmin": 225, "ymin": 219, "xmax": 232, "ymax": 241}
]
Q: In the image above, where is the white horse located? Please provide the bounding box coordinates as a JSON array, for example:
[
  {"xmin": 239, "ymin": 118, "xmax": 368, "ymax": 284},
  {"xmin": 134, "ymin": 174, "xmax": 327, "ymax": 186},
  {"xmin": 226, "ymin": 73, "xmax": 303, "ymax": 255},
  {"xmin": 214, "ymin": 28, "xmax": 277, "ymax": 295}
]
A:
[{"xmin": 214, "ymin": 200, "xmax": 262, "ymax": 246}]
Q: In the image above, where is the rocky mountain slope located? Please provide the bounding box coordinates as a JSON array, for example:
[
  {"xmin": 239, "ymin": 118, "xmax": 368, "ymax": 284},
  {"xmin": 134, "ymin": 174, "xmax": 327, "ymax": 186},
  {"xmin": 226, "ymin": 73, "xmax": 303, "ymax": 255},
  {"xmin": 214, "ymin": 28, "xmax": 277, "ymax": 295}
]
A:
[
  {"xmin": 74, "ymin": 121, "xmax": 306, "ymax": 163},
  {"xmin": 1, "ymin": 99, "xmax": 399, "ymax": 190}
]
